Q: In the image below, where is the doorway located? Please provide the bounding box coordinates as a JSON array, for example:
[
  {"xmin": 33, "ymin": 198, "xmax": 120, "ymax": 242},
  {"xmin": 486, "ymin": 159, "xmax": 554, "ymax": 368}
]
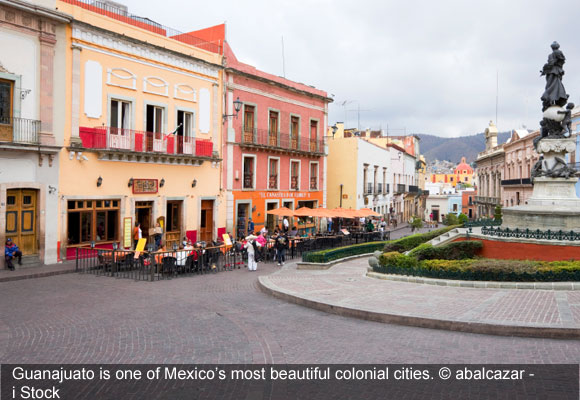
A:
[
  {"xmin": 135, "ymin": 201, "xmax": 153, "ymax": 244},
  {"xmin": 266, "ymin": 202, "xmax": 278, "ymax": 232},
  {"xmin": 5, "ymin": 189, "xmax": 37, "ymax": 255},
  {"xmin": 200, "ymin": 200, "xmax": 214, "ymax": 243},
  {"xmin": 236, "ymin": 203, "xmax": 250, "ymax": 240},
  {"xmin": 432, "ymin": 208, "xmax": 440, "ymax": 222},
  {"xmin": 165, "ymin": 200, "xmax": 182, "ymax": 249}
]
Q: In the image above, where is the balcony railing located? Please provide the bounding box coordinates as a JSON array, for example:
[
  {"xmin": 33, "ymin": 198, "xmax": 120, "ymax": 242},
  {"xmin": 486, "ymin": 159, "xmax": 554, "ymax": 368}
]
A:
[
  {"xmin": 408, "ymin": 185, "xmax": 419, "ymax": 193},
  {"xmin": 240, "ymin": 128, "xmax": 324, "ymax": 155},
  {"xmin": 394, "ymin": 184, "xmax": 406, "ymax": 194},
  {"xmin": 474, "ymin": 196, "xmax": 501, "ymax": 205},
  {"xmin": 0, "ymin": 117, "xmax": 41, "ymax": 144},
  {"xmin": 501, "ymin": 178, "xmax": 532, "ymax": 186},
  {"xmin": 79, "ymin": 127, "xmax": 213, "ymax": 157}
]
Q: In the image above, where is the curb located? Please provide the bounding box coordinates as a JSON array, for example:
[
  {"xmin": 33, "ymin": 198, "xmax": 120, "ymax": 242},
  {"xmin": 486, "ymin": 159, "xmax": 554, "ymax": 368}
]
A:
[
  {"xmin": 366, "ymin": 271, "xmax": 580, "ymax": 291},
  {"xmin": 258, "ymin": 276, "xmax": 580, "ymax": 340},
  {"xmin": 297, "ymin": 253, "xmax": 376, "ymax": 270},
  {"xmin": 0, "ymin": 268, "xmax": 76, "ymax": 283}
]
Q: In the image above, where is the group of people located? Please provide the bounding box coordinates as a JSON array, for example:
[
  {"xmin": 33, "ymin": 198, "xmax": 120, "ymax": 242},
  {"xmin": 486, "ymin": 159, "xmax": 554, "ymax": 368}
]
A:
[{"xmin": 244, "ymin": 227, "xmax": 290, "ymax": 272}]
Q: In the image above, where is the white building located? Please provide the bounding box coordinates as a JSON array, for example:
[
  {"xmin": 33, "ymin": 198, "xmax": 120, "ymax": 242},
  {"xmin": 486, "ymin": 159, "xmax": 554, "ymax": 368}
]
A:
[{"xmin": 0, "ymin": 0, "xmax": 70, "ymax": 267}]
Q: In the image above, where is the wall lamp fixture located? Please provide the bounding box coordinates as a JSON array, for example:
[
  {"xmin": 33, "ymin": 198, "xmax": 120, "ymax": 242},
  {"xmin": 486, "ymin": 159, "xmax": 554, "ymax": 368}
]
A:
[
  {"xmin": 222, "ymin": 97, "xmax": 243, "ymax": 122},
  {"xmin": 160, "ymin": 178, "xmax": 165, "ymax": 188},
  {"xmin": 128, "ymin": 178, "xmax": 134, "ymax": 187},
  {"xmin": 192, "ymin": 179, "xmax": 197, "ymax": 188},
  {"xmin": 96, "ymin": 176, "xmax": 103, "ymax": 187}
]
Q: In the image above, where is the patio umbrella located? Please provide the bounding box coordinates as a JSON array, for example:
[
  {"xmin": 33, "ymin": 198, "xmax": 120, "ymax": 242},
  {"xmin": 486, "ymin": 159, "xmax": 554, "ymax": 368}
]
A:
[
  {"xmin": 293, "ymin": 207, "xmax": 316, "ymax": 217},
  {"xmin": 267, "ymin": 207, "xmax": 295, "ymax": 217},
  {"xmin": 356, "ymin": 208, "xmax": 382, "ymax": 217}
]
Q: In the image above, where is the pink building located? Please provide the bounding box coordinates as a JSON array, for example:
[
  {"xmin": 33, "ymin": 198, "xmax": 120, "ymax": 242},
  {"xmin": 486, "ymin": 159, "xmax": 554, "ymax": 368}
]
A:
[
  {"xmin": 220, "ymin": 40, "xmax": 332, "ymax": 237},
  {"xmin": 502, "ymin": 129, "xmax": 540, "ymax": 207}
]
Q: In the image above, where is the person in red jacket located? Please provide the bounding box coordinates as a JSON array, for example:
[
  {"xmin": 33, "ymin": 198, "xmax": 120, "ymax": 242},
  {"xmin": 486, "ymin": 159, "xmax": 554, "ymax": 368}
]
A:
[{"xmin": 5, "ymin": 238, "xmax": 22, "ymax": 271}]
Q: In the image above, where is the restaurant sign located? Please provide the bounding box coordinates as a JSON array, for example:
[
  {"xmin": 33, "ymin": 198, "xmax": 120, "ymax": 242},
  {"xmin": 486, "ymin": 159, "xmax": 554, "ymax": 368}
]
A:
[
  {"xmin": 132, "ymin": 179, "xmax": 158, "ymax": 194},
  {"xmin": 259, "ymin": 191, "xmax": 312, "ymax": 199}
]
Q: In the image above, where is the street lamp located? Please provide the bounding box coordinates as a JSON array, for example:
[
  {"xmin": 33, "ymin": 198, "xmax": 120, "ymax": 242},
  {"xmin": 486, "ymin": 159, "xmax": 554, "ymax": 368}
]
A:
[{"xmin": 223, "ymin": 97, "xmax": 243, "ymax": 122}]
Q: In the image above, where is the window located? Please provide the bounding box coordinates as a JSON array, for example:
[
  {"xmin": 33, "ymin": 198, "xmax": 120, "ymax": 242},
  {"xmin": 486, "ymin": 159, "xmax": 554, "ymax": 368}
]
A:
[
  {"xmin": 378, "ymin": 182, "xmax": 383, "ymax": 193},
  {"xmin": 310, "ymin": 120, "xmax": 318, "ymax": 151},
  {"xmin": 268, "ymin": 158, "xmax": 279, "ymax": 190},
  {"xmin": 309, "ymin": 162, "xmax": 318, "ymax": 190},
  {"xmin": 367, "ymin": 182, "xmax": 373, "ymax": 194},
  {"xmin": 290, "ymin": 161, "xmax": 300, "ymax": 190},
  {"xmin": 177, "ymin": 110, "xmax": 194, "ymax": 138},
  {"xmin": 67, "ymin": 199, "xmax": 120, "ymax": 245},
  {"xmin": 0, "ymin": 79, "xmax": 13, "ymax": 124},
  {"xmin": 269, "ymin": 111, "xmax": 278, "ymax": 146},
  {"xmin": 243, "ymin": 105, "xmax": 255, "ymax": 143},
  {"xmin": 290, "ymin": 116, "xmax": 299, "ymax": 150},
  {"xmin": 453, "ymin": 204, "xmax": 458, "ymax": 212},
  {"xmin": 243, "ymin": 156, "xmax": 255, "ymax": 189},
  {"xmin": 146, "ymin": 104, "xmax": 164, "ymax": 133},
  {"xmin": 110, "ymin": 99, "xmax": 131, "ymax": 133},
  {"xmin": 166, "ymin": 201, "xmax": 181, "ymax": 232},
  {"xmin": 464, "ymin": 177, "xmax": 468, "ymax": 182}
]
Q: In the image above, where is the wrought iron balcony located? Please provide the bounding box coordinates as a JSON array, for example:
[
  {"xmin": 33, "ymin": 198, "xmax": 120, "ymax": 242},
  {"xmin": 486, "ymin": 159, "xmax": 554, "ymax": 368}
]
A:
[
  {"xmin": 501, "ymin": 178, "xmax": 532, "ymax": 186},
  {"xmin": 473, "ymin": 196, "xmax": 501, "ymax": 205},
  {"xmin": 78, "ymin": 126, "xmax": 214, "ymax": 158},
  {"xmin": 0, "ymin": 117, "xmax": 41, "ymax": 145},
  {"xmin": 408, "ymin": 185, "xmax": 419, "ymax": 193},
  {"xmin": 394, "ymin": 184, "xmax": 406, "ymax": 194},
  {"xmin": 239, "ymin": 128, "xmax": 324, "ymax": 156}
]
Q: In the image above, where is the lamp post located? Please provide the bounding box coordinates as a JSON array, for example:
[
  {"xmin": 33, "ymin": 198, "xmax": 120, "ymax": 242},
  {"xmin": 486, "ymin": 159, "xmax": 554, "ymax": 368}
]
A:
[{"xmin": 223, "ymin": 97, "xmax": 243, "ymax": 122}]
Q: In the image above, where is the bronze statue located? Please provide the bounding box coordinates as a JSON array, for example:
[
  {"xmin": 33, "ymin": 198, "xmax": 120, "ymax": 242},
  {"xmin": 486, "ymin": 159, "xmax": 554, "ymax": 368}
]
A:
[{"xmin": 541, "ymin": 41, "xmax": 568, "ymax": 111}]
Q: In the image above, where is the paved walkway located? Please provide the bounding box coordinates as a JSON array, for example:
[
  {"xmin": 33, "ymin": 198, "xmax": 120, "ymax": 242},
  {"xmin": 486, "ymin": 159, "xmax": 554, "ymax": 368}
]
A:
[
  {"xmin": 259, "ymin": 257, "xmax": 580, "ymax": 339},
  {"xmin": 0, "ymin": 260, "xmax": 76, "ymax": 282}
]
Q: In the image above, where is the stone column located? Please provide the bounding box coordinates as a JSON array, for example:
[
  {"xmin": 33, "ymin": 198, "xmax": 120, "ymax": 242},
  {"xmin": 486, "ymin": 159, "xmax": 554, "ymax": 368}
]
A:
[
  {"xmin": 38, "ymin": 25, "xmax": 56, "ymax": 145},
  {"xmin": 70, "ymin": 44, "xmax": 82, "ymax": 147}
]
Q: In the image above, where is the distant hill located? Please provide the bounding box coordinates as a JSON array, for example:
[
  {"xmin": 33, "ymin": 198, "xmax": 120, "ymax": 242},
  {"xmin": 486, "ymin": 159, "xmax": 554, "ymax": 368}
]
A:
[{"xmin": 417, "ymin": 132, "xmax": 511, "ymax": 164}]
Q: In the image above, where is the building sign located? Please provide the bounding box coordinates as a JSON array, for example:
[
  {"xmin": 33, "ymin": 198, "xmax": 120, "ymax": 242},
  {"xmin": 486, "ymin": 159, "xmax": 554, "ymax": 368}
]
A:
[
  {"xmin": 132, "ymin": 179, "xmax": 158, "ymax": 194},
  {"xmin": 258, "ymin": 191, "xmax": 313, "ymax": 199},
  {"xmin": 123, "ymin": 217, "xmax": 132, "ymax": 249}
]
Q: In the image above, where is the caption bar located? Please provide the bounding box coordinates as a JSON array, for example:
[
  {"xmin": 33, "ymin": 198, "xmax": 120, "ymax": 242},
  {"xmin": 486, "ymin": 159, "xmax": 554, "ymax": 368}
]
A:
[{"xmin": 1, "ymin": 364, "xmax": 578, "ymax": 399}]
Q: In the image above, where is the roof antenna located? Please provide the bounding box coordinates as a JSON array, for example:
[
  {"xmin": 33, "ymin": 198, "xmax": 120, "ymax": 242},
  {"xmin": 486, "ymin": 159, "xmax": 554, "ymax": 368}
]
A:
[{"xmin": 281, "ymin": 35, "xmax": 286, "ymax": 78}]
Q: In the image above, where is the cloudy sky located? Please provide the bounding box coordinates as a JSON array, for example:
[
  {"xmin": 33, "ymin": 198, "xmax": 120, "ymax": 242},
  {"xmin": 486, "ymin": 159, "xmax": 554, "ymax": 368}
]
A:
[{"xmin": 120, "ymin": 0, "xmax": 580, "ymax": 137}]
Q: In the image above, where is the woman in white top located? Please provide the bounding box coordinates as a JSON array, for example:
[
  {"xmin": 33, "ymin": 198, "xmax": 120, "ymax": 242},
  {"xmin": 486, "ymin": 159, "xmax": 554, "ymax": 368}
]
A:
[{"xmin": 244, "ymin": 236, "xmax": 259, "ymax": 271}]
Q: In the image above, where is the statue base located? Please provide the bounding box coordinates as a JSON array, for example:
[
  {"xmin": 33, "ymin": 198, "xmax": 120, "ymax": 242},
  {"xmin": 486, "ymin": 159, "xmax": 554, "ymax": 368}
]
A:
[{"xmin": 502, "ymin": 177, "xmax": 580, "ymax": 232}]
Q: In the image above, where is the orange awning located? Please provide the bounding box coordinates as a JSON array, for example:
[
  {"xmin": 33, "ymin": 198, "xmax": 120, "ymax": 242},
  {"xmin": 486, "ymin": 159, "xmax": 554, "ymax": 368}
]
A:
[{"xmin": 267, "ymin": 207, "xmax": 295, "ymax": 217}]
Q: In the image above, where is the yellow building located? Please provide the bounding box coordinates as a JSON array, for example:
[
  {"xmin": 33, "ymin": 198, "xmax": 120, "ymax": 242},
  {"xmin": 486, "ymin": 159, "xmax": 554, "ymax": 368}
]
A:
[
  {"xmin": 57, "ymin": 0, "xmax": 225, "ymax": 259},
  {"xmin": 429, "ymin": 157, "xmax": 474, "ymax": 188}
]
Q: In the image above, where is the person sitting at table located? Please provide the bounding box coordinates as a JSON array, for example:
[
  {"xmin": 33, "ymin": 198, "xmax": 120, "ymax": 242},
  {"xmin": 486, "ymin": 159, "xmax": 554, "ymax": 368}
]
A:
[
  {"xmin": 175, "ymin": 244, "xmax": 188, "ymax": 268},
  {"xmin": 366, "ymin": 219, "xmax": 375, "ymax": 232},
  {"xmin": 289, "ymin": 226, "xmax": 298, "ymax": 237}
]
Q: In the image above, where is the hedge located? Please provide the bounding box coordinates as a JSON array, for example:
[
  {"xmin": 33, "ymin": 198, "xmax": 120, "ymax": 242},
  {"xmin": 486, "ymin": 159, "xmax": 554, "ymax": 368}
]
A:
[
  {"xmin": 383, "ymin": 225, "xmax": 460, "ymax": 253},
  {"xmin": 407, "ymin": 241, "xmax": 483, "ymax": 261},
  {"xmin": 374, "ymin": 254, "xmax": 580, "ymax": 282},
  {"xmin": 302, "ymin": 241, "xmax": 389, "ymax": 263}
]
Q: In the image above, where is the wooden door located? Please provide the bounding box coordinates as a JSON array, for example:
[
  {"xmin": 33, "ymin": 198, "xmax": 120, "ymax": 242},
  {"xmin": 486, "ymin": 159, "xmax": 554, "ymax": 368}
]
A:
[
  {"xmin": 165, "ymin": 201, "xmax": 182, "ymax": 249},
  {"xmin": 200, "ymin": 200, "xmax": 214, "ymax": 243},
  {"xmin": 5, "ymin": 189, "xmax": 37, "ymax": 255}
]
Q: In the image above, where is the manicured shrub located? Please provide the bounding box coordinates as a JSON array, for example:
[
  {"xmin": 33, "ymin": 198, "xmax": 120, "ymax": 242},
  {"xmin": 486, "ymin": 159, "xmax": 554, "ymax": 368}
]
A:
[
  {"xmin": 408, "ymin": 240, "xmax": 483, "ymax": 261},
  {"xmin": 443, "ymin": 213, "xmax": 459, "ymax": 226},
  {"xmin": 383, "ymin": 225, "xmax": 459, "ymax": 253},
  {"xmin": 379, "ymin": 252, "xmax": 418, "ymax": 269},
  {"xmin": 302, "ymin": 241, "xmax": 388, "ymax": 263}
]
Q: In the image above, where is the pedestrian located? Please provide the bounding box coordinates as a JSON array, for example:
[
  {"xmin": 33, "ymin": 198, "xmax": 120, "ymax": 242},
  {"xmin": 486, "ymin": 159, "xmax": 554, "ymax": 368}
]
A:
[
  {"xmin": 247, "ymin": 218, "xmax": 254, "ymax": 235},
  {"xmin": 275, "ymin": 231, "xmax": 288, "ymax": 266},
  {"xmin": 244, "ymin": 234, "xmax": 258, "ymax": 271},
  {"xmin": 327, "ymin": 217, "xmax": 333, "ymax": 233},
  {"xmin": 283, "ymin": 217, "xmax": 289, "ymax": 232},
  {"xmin": 153, "ymin": 222, "xmax": 163, "ymax": 250},
  {"xmin": 256, "ymin": 231, "xmax": 267, "ymax": 262},
  {"xmin": 4, "ymin": 238, "xmax": 22, "ymax": 271},
  {"xmin": 133, "ymin": 222, "xmax": 142, "ymax": 250}
]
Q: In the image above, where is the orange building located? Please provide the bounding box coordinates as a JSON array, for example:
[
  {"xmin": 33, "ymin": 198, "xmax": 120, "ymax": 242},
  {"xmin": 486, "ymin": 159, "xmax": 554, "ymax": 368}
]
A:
[{"xmin": 430, "ymin": 157, "xmax": 474, "ymax": 188}]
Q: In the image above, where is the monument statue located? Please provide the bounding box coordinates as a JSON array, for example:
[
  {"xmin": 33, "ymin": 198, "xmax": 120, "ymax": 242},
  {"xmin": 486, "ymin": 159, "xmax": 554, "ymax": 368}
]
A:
[
  {"xmin": 501, "ymin": 41, "xmax": 580, "ymax": 232},
  {"xmin": 531, "ymin": 42, "xmax": 579, "ymax": 179}
]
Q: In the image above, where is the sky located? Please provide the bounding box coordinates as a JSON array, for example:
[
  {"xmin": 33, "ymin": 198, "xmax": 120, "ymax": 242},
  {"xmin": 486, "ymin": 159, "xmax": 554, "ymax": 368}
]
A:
[{"xmin": 118, "ymin": 0, "xmax": 580, "ymax": 137}]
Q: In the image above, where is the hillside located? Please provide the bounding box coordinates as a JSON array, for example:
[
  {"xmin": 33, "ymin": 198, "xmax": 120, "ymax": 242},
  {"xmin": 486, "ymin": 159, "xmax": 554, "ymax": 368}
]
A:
[{"xmin": 417, "ymin": 132, "xmax": 511, "ymax": 164}]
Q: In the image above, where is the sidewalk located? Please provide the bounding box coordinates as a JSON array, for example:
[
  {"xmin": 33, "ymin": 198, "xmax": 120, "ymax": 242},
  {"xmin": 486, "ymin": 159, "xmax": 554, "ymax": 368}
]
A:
[
  {"xmin": 0, "ymin": 260, "xmax": 76, "ymax": 282},
  {"xmin": 259, "ymin": 257, "xmax": 580, "ymax": 339}
]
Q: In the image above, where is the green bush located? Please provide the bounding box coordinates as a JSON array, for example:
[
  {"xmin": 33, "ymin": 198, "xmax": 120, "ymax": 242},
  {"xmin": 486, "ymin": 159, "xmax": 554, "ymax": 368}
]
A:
[
  {"xmin": 408, "ymin": 240, "xmax": 483, "ymax": 261},
  {"xmin": 443, "ymin": 213, "xmax": 459, "ymax": 226},
  {"xmin": 379, "ymin": 252, "xmax": 418, "ymax": 269},
  {"xmin": 494, "ymin": 205, "xmax": 503, "ymax": 222},
  {"xmin": 374, "ymin": 256, "xmax": 580, "ymax": 282},
  {"xmin": 458, "ymin": 213, "xmax": 468, "ymax": 225},
  {"xmin": 410, "ymin": 216, "xmax": 423, "ymax": 230},
  {"xmin": 302, "ymin": 241, "xmax": 388, "ymax": 263},
  {"xmin": 383, "ymin": 225, "xmax": 459, "ymax": 253}
]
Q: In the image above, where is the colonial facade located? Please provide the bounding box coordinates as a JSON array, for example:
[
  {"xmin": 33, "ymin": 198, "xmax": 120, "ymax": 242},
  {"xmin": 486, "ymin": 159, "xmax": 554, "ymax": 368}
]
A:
[
  {"xmin": 501, "ymin": 129, "xmax": 539, "ymax": 208},
  {"xmin": 0, "ymin": 0, "xmax": 70, "ymax": 267},
  {"xmin": 221, "ymin": 41, "xmax": 332, "ymax": 238},
  {"xmin": 326, "ymin": 123, "xmax": 392, "ymax": 215},
  {"xmin": 474, "ymin": 121, "xmax": 505, "ymax": 218},
  {"xmin": 57, "ymin": 0, "xmax": 225, "ymax": 258}
]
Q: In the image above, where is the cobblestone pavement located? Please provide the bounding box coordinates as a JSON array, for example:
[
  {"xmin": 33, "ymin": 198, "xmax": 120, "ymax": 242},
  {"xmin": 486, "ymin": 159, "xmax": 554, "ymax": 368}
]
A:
[{"xmin": 2, "ymin": 257, "xmax": 580, "ymax": 364}]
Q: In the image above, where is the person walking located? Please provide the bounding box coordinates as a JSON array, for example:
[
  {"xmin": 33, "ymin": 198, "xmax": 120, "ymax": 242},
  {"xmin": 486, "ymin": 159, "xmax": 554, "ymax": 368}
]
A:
[
  {"xmin": 4, "ymin": 238, "xmax": 22, "ymax": 271},
  {"xmin": 275, "ymin": 231, "xmax": 288, "ymax": 266},
  {"xmin": 244, "ymin": 235, "xmax": 258, "ymax": 271},
  {"xmin": 247, "ymin": 218, "xmax": 254, "ymax": 235},
  {"xmin": 133, "ymin": 222, "xmax": 142, "ymax": 250}
]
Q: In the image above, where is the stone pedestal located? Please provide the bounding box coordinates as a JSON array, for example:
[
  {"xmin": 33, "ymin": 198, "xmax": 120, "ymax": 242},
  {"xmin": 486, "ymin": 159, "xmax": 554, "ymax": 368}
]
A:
[{"xmin": 503, "ymin": 178, "xmax": 580, "ymax": 232}]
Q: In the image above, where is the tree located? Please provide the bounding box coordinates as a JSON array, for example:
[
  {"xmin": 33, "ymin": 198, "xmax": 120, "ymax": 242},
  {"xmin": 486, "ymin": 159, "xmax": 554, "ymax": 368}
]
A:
[
  {"xmin": 493, "ymin": 205, "xmax": 503, "ymax": 222},
  {"xmin": 443, "ymin": 213, "xmax": 459, "ymax": 226},
  {"xmin": 410, "ymin": 216, "xmax": 423, "ymax": 231},
  {"xmin": 458, "ymin": 213, "xmax": 468, "ymax": 225}
]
